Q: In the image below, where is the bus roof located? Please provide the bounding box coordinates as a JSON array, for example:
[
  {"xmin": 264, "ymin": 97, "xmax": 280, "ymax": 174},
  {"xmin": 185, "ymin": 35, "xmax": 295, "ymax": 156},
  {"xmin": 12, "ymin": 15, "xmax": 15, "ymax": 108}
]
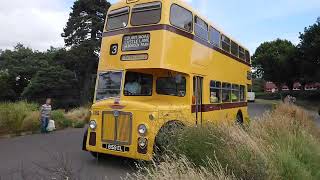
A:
[{"xmin": 110, "ymin": 0, "xmax": 250, "ymax": 53}]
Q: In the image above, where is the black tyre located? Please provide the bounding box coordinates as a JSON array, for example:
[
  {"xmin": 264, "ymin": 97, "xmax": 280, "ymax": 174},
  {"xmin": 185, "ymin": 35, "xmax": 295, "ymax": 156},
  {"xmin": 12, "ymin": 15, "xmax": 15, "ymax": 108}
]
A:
[
  {"xmin": 82, "ymin": 128, "xmax": 88, "ymax": 151},
  {"xmin": 236, "ymin": 112, "xmax": 244, "ymax": 125},
  {"xmin": 154, "ymin": 121, "xmax": 184, "ymax": 160}
]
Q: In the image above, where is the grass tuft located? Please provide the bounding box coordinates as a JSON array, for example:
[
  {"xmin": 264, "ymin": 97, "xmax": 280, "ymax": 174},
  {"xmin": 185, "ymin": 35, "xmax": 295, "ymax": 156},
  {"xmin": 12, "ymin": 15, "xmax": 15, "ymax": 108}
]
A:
[{"xmin": 131, "ymin": 103, "xmax": 320, "ymax": 180}]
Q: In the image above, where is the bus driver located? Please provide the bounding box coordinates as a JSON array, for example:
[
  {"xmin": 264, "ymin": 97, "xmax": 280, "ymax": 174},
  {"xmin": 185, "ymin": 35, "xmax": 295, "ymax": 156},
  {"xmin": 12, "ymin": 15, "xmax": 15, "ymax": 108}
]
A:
[{"xmin": 125, "ymin": 76, "xmax": 141, "ymax": 95}]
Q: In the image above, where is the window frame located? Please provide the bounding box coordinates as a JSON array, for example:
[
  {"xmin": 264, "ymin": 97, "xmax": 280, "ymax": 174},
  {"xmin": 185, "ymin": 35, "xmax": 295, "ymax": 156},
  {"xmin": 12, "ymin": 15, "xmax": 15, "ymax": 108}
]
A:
[
  {"xmin": 156, "ymin": 76, "xmax": 187, "ymax": 97},
  {"xmin": 194, "ymin": 16, "xmax": 209, "ymax": 41},
  {"xmin": 240, "ymin": 85, "xmax": 246, "ymax": 102},
  {"xmin": 169, "ymin": 3, "xmax": 193, "ymax": 33},
  {"xmin": 123, "ymin": 71, "xmax": 153, "ymax": 97},
  {"xmin": 231, "ymin": 41, "xmax": 239, "ymax": 57},
  {"xmin": 222, "ymin": 82, "xmax": 232, "ymax": 103},
  {"xmin": 221, "ymin": 34, "xmax": 231, "ymax": 53},
  {"xmin": 239, "ymin": 46, "xmax": 245, "ymax": 60},
  {"xmin": 210, "ymin": 80, "xmax": 221, "ymax": 104},
  {"xmin": 130, "ymin": 1, "xmax": 162, "ymax": 26},
  {"xmin": 245, "ymin": 50, "xmax": 251, "ymax": 63},
  {"xmin": 209, "ymin": 26, "xmax": 221, "ymax": 47},
  {"xmin": 105, "ymin": 6, "xmax": 130, "ymax": 31},
  {"xmin": 95, "ymin": 71, "xmax": 124, "ymax": 102},
  {"xmin": 231, "ymin": 84, "xmax": 240, "ymax": 102}
]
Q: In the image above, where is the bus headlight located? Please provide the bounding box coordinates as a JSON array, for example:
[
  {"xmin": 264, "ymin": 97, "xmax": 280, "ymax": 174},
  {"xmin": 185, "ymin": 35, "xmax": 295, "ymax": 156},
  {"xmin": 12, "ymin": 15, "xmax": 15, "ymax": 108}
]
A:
[
  {"xmin": 89, "ymin": 120, "xmax": 97, "ymax": 130},
  {"xmin": 138, "ymin": 124, "xmax": 147, "ymax": 136},
  {"xmin": 138, "ymin": 137, "xmax": 148, "ymax": 149}
]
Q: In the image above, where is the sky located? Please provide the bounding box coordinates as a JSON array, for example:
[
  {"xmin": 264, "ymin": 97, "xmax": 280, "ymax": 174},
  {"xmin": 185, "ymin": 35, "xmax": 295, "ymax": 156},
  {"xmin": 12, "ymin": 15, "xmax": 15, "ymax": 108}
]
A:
[{"xmin": 0, "ymin": 0, "xmax": 319, "ymax": 53}]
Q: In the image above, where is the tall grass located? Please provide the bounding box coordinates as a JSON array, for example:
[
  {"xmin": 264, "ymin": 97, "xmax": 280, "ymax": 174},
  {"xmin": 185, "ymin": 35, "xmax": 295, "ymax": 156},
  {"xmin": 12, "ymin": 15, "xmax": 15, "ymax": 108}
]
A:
[
  {"xmin": 130, "ymin": 103, "xmax": 320, "ymax": 180},
  {"xmin": 0, "ymin": 101, "xmax": 89, "ymax": 135},
  {"xmin": 0, "ymin": 101, "xmax": 38, "ymax": 134}
]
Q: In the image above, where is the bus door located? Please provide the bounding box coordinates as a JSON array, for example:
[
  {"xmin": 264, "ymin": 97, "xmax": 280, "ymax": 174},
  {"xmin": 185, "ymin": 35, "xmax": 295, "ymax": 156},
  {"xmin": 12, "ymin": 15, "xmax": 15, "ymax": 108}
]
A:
[{"xmin": 193, "ymin": 76, "xmax": 203, "ymax": 126}]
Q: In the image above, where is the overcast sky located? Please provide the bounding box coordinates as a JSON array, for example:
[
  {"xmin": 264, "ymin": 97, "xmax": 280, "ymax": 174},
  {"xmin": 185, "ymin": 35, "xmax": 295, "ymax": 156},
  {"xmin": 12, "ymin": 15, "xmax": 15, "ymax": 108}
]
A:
[{"xmin": 0, "ymin": 0, "xmax": 319, "ymax": 53}]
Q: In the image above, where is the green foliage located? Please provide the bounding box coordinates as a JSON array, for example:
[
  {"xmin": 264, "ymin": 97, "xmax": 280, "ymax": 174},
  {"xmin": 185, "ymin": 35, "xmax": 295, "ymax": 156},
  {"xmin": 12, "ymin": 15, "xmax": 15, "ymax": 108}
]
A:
[
  {"xmin": 52, "ymin": 110, "xmax": 73, "ymax": 129},
  {"xmin": 252, "ymin": 39, "xmax": 299, "ymax": 89},
  {"xmin": 252, "ymin": 78, "xmax": 265, "ymax": 92},
  {"xmin": 255, "ymin": 90, "xmax": 320, "ymax": 101},
  {"xmin": 62, "ymin": 0, "xmax": 110, "ymax": 49},
  {"xmin": 0, "ymin": 0, "xmax": 112, "ymax": 105},
  {"xmin": 158, "ymin": 104, "xmax": 320, "ymax": 180},
  {"xmin": 298, "ymin": 19, "xmax": 320, "ymax": 83},
  {"xmin": 164, "ymin": 126, "xmax": 268, "ymax": 179},
  {"xmin": 61, "ymin": 0, "xmax": 111, "ymax": 104},
  {"xmin": 22, "ymin": 66, "xmax": 80, "ymax": 109},
  {"xmin": 73, "ymin": 121, "xmax": 86, "ymax": 128},
  {"xmin": 0, "ymin": 101, "xmax": 38, "ymax": 134},
  {"xmin": 0, "ymin": 70, "xmax": 15, "ymax": 101},
  {"xmin": 0, "ymin": 44, "xmax": 50, "ymax": 100}
]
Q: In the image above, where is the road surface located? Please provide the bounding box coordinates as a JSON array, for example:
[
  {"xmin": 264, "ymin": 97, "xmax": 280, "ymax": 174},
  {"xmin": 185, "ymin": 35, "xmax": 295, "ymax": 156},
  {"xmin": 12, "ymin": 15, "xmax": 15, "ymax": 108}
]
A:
[{"xmin": 0, "ymin": 103, "xmax": 273, "ymax": 180}]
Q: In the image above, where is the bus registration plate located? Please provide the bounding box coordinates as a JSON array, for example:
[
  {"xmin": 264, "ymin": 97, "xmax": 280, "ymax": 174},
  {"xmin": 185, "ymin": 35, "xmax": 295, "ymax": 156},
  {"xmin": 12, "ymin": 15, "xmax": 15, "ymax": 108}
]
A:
[
  {"xmin": 122, "ymin": 33, "xmax": 150, "ymax": 51},
  {"xmin": 106, "ymin": 144, "xmax": 125, "ymax": 152}
]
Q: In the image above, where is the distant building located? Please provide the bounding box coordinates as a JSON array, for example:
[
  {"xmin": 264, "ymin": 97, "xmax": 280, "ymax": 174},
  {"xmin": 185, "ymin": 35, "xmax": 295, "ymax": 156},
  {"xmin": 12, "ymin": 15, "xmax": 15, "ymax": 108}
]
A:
[{"xmin": 264, "ymin": 82, "xmax": 319, "ymax": 93}]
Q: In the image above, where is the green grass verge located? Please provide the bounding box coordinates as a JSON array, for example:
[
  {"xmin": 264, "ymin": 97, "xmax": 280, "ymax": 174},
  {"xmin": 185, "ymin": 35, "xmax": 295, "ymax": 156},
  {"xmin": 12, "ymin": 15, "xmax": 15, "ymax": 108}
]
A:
[{"xmin": 0, "ymin": 101, "xmax": 88, "ymax": 135}]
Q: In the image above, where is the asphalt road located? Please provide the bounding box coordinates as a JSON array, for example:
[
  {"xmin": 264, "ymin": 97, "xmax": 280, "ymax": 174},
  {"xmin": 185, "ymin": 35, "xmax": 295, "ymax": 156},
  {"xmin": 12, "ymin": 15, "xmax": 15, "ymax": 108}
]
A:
[{"xmin": 0, "ymin": 103, "xmax": 273, "ymax": 180}]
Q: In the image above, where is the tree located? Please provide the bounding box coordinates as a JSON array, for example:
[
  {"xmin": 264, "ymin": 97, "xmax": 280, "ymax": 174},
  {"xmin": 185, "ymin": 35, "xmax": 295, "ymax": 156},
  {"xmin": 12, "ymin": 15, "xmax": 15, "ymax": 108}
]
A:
[
  {"xmin": 0, "ymin": 44, "xmax": 49, "ymax": 100},
  {"xmin": 22, "ymin": 66, "xmax": 80, "ymax": 109},
  {"xmin": 0, "ymin": 70, "xmax": 15, "ymax": 101},
  {"xmin": 298, "ymin": 18, "xmax": 320, "ymax": 84},
  {"xmin": 252, "ymin": 39, "xmax": 299, "ymax": 92},
  {"xmin": 62, "ymin": 0, "xmax": 111, "ymax": 104}
]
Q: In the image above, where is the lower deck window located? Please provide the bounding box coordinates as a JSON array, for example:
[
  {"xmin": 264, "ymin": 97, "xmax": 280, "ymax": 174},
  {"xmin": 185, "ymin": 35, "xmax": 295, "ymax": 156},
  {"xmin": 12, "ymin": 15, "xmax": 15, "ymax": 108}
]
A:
[
  {"xmin": 231, "ymin": 84, "xmax": 240, "ymax": 102},
  {"xmin": 222, "ymin": 83, "xmax": 231, "ymax": 102},
  {"xmin": 124, "ymin": 72, "xmax": 153, "ymax": 96},
  {"xmin": 156, "ymin": 76, "xmax": 186, "ymax": 97},
  {"xmin": 210, "ymin": 81, "xmax": 221, "ymax": 103},
  {"xmin": 240, "ymin": 85, "xmax": 246, "ymax": 101},
  {"xmin": 96, "ymin": 71, "xmax": 122, "ymax": 101}
]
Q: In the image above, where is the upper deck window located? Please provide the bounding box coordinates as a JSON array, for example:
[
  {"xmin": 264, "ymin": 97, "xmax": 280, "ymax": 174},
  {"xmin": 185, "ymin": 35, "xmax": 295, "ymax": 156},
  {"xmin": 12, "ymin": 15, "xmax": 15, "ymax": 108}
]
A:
[
  {"xmin": 245, "ymin": 50, "xmax": 251, "ymax": 63},
  {"xmin": 231, "ymin": 41, "xmax": 239, "ymax": 57},
  {"xmin": 106, "ymin": 7, "xmax": 129, "ymax": 31},
  {"xmin": 221, "ymin": 35, "xmax": 231, "ymax": 52},
  {"xmin": 209, "ymin": 26, "xmax": 220, "ymax": 47},
  {"xmin": 170, "ymin": 4, "xmax": 193, "ymax": 32},
  {"xmin": 131, "ymin": 2, "xmax": 162, "ymax": 26},
  {"xmin": 195, "ymin": 16, "xmax": 209, "ymax": 41},
  {"xmin": 239, "ymin": 46, "xmax": 245, "ymax": 60}
]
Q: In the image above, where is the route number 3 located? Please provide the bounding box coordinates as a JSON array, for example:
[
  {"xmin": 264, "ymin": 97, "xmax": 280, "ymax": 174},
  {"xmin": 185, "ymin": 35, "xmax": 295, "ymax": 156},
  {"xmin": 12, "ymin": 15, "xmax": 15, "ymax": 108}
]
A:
[{"xmin": 110, "ymin": 44, "xmax": 118, "ymax": 55}]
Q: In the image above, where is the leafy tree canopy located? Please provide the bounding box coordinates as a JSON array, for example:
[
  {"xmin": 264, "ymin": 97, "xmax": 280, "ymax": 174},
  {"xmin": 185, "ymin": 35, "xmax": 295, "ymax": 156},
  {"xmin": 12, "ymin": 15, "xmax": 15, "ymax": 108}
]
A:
[
  {"xmin": 298, "ymin": 18, "xmax": 320, "ymax": 83},
  {"xmin": 252, "ymin": 39, "xmax": 299, "ymax": 89},
  {"xmin": 61, "ymin": 0, "xmax": 111, "ymax": 104},
  {"xmin": 22, "ymin": 66, "xmax": 80, "ymax": 108},
  {"xmin": 62, "ymin": 0, "xmax": 111, "ymax": 51}
]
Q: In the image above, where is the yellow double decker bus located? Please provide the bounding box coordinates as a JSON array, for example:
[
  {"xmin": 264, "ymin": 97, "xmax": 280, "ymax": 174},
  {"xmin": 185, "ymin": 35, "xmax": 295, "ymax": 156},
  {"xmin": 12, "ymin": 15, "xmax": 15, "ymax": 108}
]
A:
[{"xmin": 83, "ymin": 0, "xmax": 252, "ymax": 160}]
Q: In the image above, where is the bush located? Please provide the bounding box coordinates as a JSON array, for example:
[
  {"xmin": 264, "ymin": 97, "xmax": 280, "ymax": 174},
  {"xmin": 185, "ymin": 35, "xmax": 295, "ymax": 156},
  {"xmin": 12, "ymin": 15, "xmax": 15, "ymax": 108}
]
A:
[
  {"xmin": 52, "ymin": 110, "xmax": 72, "ymax": 129},
  {"xmin": 0, "ymin": 101, "xmax": 87, "ymax": 135},
  {"xmin": 139, "ymin": 103, "xmax": 320, "ymax": 180},
  {"xmin": 73, "ymin": 121, "xmax": 86, "ymax": 128},
  {"xmin": 256, "ymin": 90, "xmax": 320, "ymax": 101},
  {"xmin": 65, "ymin": 107, "xmax": 90, "ymax": 123},
  {"xmin": 0, "ymin": 101, "xmax": 38, "ymax": 134},
  {"xmin": 21, "ymin": 111, "xmax": 40, "ymax": 132}
]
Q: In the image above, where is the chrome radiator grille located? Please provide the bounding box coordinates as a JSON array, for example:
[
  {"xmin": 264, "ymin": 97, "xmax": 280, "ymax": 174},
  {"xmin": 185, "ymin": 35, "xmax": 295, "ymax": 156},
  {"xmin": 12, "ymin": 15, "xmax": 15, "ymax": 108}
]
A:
[{"xmin": 101, "ymin": 111, "xmax": 132, "ymax": 145}]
